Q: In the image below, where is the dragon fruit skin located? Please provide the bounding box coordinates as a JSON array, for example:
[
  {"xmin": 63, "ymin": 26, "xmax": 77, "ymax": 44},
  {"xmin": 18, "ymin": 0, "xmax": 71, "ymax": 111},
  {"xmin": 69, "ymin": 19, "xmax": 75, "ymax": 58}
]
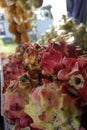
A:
[
  {"xmin": 3, "ymin": 92, "xmax": 25, "ymax": 121},
  {"xmin": 2, "ymin": 41, "xmax": 87, "ymax": 130},
  {"xmin": 58, "ymin": 56, "xmax": 87, "ymax": 102},
  {"xmin": 24, "ymin": 82, "xmax": 81, "ymax": 130}
]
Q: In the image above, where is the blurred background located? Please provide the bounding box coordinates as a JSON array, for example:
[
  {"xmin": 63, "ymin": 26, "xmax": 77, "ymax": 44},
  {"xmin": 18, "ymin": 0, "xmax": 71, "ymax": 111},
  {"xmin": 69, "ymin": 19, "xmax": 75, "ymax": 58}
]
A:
[{"xmin": 0, "ymin": 0, "xmax": 67, "ymax": 56}]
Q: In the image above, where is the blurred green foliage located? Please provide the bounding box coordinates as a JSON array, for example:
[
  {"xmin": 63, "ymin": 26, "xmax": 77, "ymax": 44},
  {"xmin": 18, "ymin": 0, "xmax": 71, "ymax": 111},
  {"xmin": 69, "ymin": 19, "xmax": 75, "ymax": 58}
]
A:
[{"xmin": 0, "ymin": 39, "xmax": 17, "ymax": 56}]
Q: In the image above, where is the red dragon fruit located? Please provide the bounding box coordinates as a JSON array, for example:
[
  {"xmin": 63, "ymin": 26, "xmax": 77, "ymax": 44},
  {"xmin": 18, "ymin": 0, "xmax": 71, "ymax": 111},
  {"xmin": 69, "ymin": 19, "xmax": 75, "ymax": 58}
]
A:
[
  {"xmin": 58, "ymin": 56, "xmax": 87, "ymax": 102},
  {"xmin": 2, "ymin": 41, "xmax": 87, "ymax": 130}
]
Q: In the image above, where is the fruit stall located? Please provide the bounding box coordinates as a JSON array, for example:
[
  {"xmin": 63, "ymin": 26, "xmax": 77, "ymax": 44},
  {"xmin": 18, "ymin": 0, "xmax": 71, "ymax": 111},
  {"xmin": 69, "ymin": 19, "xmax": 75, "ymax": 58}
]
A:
[{"xmin": 0, "ymin": 0, "xmax": 87, "ymax": 130}]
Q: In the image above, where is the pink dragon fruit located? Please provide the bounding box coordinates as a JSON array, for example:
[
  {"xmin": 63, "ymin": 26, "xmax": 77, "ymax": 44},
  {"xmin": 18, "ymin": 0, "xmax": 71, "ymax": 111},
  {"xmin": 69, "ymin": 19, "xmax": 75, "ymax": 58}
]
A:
[{"xmin": 58, "ymin": 56, "xmax": 87, "ymax": 102}]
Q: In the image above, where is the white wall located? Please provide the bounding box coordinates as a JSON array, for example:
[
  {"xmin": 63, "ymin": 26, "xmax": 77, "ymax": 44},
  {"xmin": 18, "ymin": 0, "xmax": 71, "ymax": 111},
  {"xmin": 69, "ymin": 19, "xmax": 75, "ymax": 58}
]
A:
[
  {"xmin": 37, "ymin": 19, "xmax": 53, "ymax": 39},
  {"xmin": 43, "ymin": 0, "xmax": 67, "ymax": 24}
]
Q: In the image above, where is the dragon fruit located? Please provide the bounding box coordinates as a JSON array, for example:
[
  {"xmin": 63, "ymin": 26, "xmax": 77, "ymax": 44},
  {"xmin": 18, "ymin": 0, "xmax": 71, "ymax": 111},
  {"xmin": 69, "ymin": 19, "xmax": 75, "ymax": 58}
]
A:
[
  {"xmin": 24, "ymin": 82, "xmax": 81, "ymax": 130},
  {"xmin": 2, "ymin": 40, "xmax": 87, "ymax": 130},
  {"xmin": 58, "ymin": 56, "xmax": 87, "ymax": 102}
]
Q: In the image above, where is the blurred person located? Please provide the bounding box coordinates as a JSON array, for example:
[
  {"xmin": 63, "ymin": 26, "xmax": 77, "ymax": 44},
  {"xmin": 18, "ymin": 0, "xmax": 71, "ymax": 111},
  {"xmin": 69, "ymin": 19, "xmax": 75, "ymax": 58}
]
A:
[{"xmin": 66, "ymin": 0, "xmax": 87, "ymax": 24}]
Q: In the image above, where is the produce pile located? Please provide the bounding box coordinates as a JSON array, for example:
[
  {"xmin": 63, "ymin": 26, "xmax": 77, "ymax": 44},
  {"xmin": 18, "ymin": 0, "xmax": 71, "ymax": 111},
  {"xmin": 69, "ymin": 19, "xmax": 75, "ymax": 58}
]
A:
[
  {"xmin": 2, "ymin": 35, "xmax": 87, "ymax": 130},
  {"xmin": 0, "ymin": 0, "xmax": 43, "ymax": 44}
]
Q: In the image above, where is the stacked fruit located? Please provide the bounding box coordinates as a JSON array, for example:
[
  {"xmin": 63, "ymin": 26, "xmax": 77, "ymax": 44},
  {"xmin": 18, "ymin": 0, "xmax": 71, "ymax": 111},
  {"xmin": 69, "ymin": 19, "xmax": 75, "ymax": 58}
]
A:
[
  {"xmin": 0, "ymin": 0, "xmax": 43, "ymax": 44},
  {"xmin": 2, "ymin": 40, "xmax": 87, "ymax": 130}
]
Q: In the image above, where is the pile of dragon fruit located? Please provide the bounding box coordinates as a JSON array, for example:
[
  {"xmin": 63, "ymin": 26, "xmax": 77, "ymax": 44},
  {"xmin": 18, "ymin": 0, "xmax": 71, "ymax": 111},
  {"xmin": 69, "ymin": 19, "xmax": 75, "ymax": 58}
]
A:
[{"xmin": 2, "ymin": 39, "xmax": 87, "ymax": 130}]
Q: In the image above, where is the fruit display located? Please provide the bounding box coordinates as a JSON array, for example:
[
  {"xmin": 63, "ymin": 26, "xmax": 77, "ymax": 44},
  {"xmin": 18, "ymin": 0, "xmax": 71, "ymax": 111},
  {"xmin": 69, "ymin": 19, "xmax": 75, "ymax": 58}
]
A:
[
  {"xmin": 1, "ymin": 0, "xmax": 87, "ymax": 127},
  {"xmin": 2, "ymin": 37, "xmax": 87, "ymax": 129},
  {"xmin": 0, "ymin": 0, "xmax": 43, "ymax": 44}
]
